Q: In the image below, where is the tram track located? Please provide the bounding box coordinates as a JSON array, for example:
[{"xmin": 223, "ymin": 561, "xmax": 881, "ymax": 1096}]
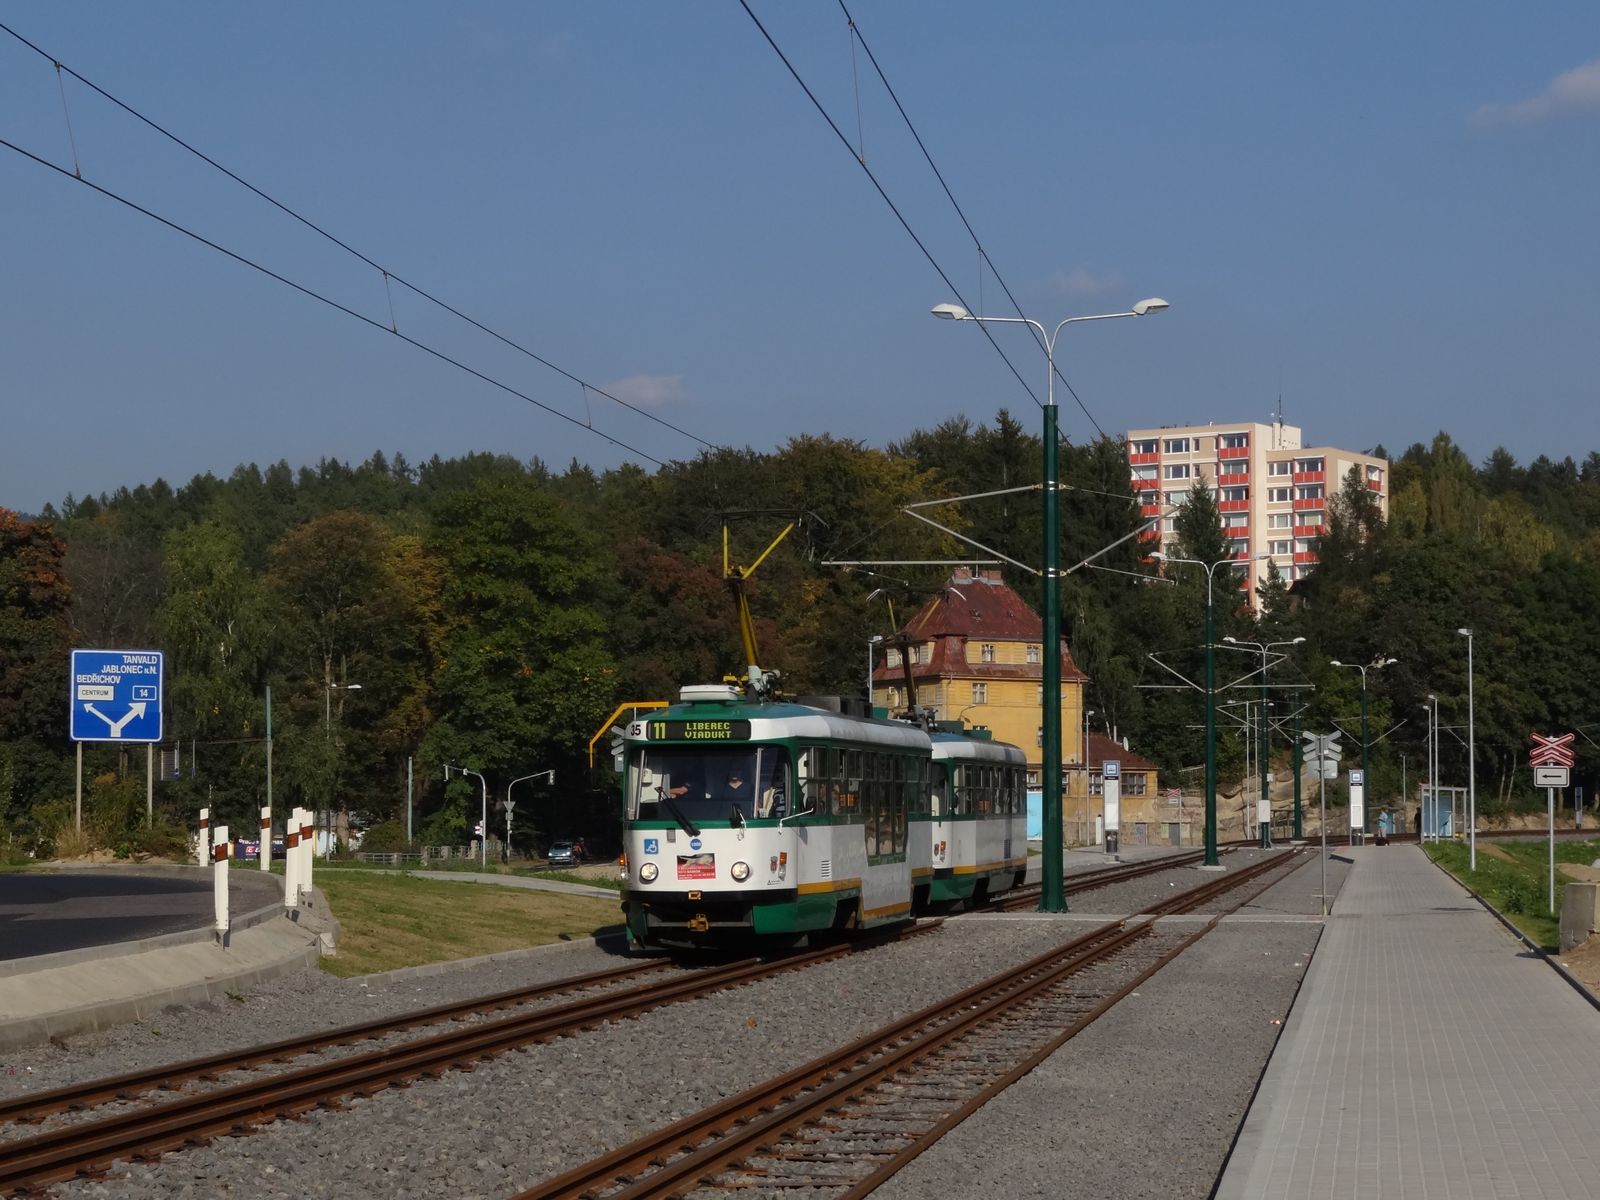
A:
[
  {"xmin": 992, "ymin": 848, "xmax": 1211, "ymax": 911},
  {"xmin": 0, "ymin": 923, "xmax": 939, "ymax": 1195},
  {"xmin": 514, "ymin": 849, "xmax": 1307, "ymax": 1200}
]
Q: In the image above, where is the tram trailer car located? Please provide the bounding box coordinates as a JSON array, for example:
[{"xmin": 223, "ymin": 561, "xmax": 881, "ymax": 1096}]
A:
[
  {"xmin": 926, "ymin": 732, "xmax": 1028, "ymax": 910},
  {"xmin": 620, "ymin": 685, "xmax": 1030, "ymax": 949}
]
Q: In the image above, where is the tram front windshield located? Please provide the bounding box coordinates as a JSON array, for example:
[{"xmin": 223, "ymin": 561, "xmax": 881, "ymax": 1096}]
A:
[{"xmin": 630, "ymin": 746, "xmax": 790, "ymax": 822}]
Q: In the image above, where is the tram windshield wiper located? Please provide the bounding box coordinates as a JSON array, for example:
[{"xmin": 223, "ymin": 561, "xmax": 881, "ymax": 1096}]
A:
[{"xmin": 658, "ymin": 787, "xmax": 700, "ymax": 837}]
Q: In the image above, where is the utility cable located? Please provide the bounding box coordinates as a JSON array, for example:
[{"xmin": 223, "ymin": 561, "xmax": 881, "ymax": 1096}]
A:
[
  {"xmin": 834, "ymin": 0, "xmax": 1109, "ymax": 442},
  {"xmin": 0, "ymin": 20, "xmax": 719, "ymax": 454},
  {"xmin": 737, "ymin": 0, "xmax": 1044, "ymax": 411},
  {"xmin": 0, "ymin": 134, "xmax": 669, "ymax": 467}
]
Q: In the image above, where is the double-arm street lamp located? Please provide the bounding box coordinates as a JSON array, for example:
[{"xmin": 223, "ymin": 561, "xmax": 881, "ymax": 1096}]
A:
[
  {"xmin": 324, "ymin": 681, "xmax": 362, "ymax": 732},
  {"xmin": 445, "ymin": 763, "xmax": 490, "ymax": 869},
  {"xmin": 1330, "ymin": 657, "xmax": 1397, "ymax": 836},
  {"xmin": 866, "ymin": 634, "xmax": 885, "ymax": 709},
  {"xmin": 933, "ymin": 297, "xmax": 1168, "ymax": 912},
  {"xmin": 1150, "ymin": 551, "xmax": 1266, "ymax": 867},
  {"xmin": 1225, "ymin": 636, "xmax": 1306, "ymax": 848}
]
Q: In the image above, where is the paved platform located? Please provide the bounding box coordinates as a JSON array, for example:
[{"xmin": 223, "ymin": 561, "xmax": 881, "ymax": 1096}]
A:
[{"xmin": 1217, "ymin": 843, "xmax": 1600, "ymax": 1199}]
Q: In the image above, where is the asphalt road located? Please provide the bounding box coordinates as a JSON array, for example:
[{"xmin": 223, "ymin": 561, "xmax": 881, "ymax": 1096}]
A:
[{"xmin": 0, "ymin": 872, "xmax": 215, "ymax": 961}]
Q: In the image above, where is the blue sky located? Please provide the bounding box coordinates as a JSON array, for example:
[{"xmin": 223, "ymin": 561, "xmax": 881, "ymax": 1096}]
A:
[{"xmin": 3, "ymin": 3, "xmax": 1597, "ymax": 513}]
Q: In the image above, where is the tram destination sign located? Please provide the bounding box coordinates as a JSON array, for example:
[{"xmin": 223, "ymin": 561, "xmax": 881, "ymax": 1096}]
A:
[
  {"xmin": 70, "ymin": 649, "xmax": 164, "ymax": 743},
  {"xmin": 649, "ymin": 719, "xmax": 752, "ymax": 742}
]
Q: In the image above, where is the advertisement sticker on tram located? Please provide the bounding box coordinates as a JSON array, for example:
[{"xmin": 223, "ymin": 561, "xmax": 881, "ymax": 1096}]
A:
[{"xmin": 677, "ymin": 853, "xmax": 715, "ymax": 880}]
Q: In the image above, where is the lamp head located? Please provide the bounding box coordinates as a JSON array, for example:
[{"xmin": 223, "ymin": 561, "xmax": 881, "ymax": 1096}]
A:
[
  {"xmin": 1149, "ymin": 551, "xmax": 1167, "ymax": 561},
  {"xmin": 930, "ymin": 303, "xmax": 970, "ymax": 321},
  {"xmin": 1292, "ymin": 636, "xmax": 1307, "ymax": 645},
  {"xmin": 1131, "ymin": 297, "xmax": 1170, "ymax": 316},
  {"xmin": 1382, "ymin": 657, "xmax": 1398, "ymax": 666},
  {"xmin": 1457, "ymin": 627, "xmax": 1472, "ymax": 637},
  {"xmin": 1223, "ymin": 636, "xmax": 1238, "ymax": 644}
]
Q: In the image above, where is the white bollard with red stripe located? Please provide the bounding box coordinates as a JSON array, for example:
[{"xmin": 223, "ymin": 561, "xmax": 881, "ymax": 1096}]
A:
[
  {"xmin": 260, "ymin": 805, "xmax": 272, "ymax": 872},
  {"xmin": 212, "ymin": 823, "xmax": 230, "ymax": 944},
  {"xmin": 300, "ymin": 811, "xmax": 315, "ymax": 901},
  {"xmin": 284, "ymin": 808, "xmax": 301, "ymax": 913},
  {"xmin": 197, "ymin": 807, "xmax": 210, "ymax": 867}
]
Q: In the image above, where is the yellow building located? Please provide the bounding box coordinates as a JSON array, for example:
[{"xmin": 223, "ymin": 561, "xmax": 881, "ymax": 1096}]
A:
[{"xmin": 868, "ymin": 568, "xmax": 1169, "ymax": 846}]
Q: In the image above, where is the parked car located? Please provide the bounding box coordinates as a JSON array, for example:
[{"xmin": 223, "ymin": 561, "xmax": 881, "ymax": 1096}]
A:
[{"xmin": 546, "ymin": 840, "xmax": 581, "ymax": 868}]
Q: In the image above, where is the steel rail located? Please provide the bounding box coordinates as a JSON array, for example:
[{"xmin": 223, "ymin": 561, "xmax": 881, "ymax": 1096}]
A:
[
  {"xmin": 995, "ymin": 848, "xmax": 1211, "ymax": 910},
  {"xmin": 514, "ymin": 852, "xmax": 1300, "ymax": 1199},
  {"xmin": 0, "ymin": 958, "xmax": 670, "ymax": 1127},
  {"xmin": 0, "ymin": 924, "xmax": 939, "ymax": 1193}
]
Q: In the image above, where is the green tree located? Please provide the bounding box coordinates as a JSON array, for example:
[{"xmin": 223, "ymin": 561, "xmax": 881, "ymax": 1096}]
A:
[{"xmin": 0, "ymin": 510, "xmax": 73, "ymax": 833}]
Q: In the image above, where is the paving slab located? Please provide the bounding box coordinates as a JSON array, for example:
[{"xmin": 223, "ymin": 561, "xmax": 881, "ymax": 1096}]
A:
[{"xmin": 1217, "ymin": 843, "xmax": 1600, "ymax": 1199}]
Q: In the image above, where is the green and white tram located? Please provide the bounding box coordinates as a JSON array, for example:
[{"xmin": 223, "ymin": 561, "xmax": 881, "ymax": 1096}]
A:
[
  {"xmin": 620, "ymin": 684, "xmax": 932, "ymax": 948},
  {"xmin": 926, "ymin": 732, "xmax": 1029, "ymax": 908}
]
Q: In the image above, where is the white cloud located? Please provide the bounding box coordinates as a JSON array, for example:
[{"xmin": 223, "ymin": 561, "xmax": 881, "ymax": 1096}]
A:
[
  {"xmin": 603, "ymin": 373, "xmax": 685, "ymax": 408},
  {"xmin": 1472, "ymin": 59, "xmax": 1600, "ymax": 127},
  {"xmin": 1049, "ymin": 267, "xmax": 1122, "ymax": 299}
]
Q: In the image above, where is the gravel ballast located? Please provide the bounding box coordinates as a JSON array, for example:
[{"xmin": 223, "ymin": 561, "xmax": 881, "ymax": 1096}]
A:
[{"xmin": 11, "ymin": 848, "xmax": 1346, "ymax": 1198}]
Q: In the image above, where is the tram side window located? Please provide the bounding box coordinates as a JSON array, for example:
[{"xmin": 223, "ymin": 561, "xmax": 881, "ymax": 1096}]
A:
[
  {"xmin": 930, "ymin": 763, "xmax": 949, "ymax": 818},
  {"xmin": 891, "ymin": 755, "xmax": 905, "ymax": 855},
  {"xmin": 801, "ymin": 746, "xmax": 841, "ymax": 818}
]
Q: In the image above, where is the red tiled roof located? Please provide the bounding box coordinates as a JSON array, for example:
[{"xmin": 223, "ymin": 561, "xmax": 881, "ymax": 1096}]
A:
[
  {"xmin": 875, "ymin": 570, "xmax": 1086, "ymax": 683},
  {"xmin": 1085, "ymin": 732, "xmax": 1157, "ymax": 773}
]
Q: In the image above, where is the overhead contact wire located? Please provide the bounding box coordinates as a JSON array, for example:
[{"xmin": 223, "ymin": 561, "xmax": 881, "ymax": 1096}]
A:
[
  {"xmin": 0, "ymin": 135, "xmax": 667, "ymax": 468},
  {"xmin": 0, "ymin": 20, "xmax": 718, "ymax": 453}
]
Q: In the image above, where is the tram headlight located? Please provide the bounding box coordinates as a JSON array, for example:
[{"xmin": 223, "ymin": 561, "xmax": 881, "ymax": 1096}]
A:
[
  {"xmin": 638, "ymin": 862, "xmax": 659, "ymax": 883},
  {"xmin": 730, "ymin": 860, "xmax": 751, "ymax": 882}
]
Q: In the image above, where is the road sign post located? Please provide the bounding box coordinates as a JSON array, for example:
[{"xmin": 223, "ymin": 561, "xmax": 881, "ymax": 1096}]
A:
[
  {"xmin": 1530, "ymin": 733, "xmax": 1576, "ymax": 915},
  {"xmin": 1302, "ymin": 732, "xmax": 1341, "ymax": 917}
]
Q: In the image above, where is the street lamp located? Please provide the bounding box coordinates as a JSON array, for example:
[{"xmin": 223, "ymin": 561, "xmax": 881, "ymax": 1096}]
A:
[
  {"xmin": 445, "ymin": 763, "xmax": 490, "ymax": 869},
  {"xmin": 505, "ymin": 769, "xmax": 555, "ymax": 863},
  {"xmin": 324, "ymin": 681, "xmax": 362, "ymax": 732},
  {"xmin": 933, "ymin": 296, "xmax": 1168, "ymax": 912},
  {"xmin": 1423, "ymin": 695, "xmax": 1438, "ymax": 840},
  {"xmin": 1458, "ymin": 628, "xmax": 1476, "ymax": 870},
  {"xmin": 1330, "ymin": 657, "xmax": 1397, "ymax": 837},
  {"xmin": 866, "ymin": 634, "xmax": 885, "ymax": 709},
  {"xmin": 1224, "ymin": 636, "xmax": 1305, "ymax": 848},
  {"xmin": 1151, "ymin": 550, "xmax": 1267, "ymax": 867}
]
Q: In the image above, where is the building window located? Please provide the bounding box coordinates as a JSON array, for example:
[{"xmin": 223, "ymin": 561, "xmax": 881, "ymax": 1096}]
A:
[
  {"xmin": 1126, "ymin": 773, "xmax": 1148, "ymax": 796},
  {"xmin": 1300, "ymin": 511, "xmax": 1324, "ymax": 527},
  {"xmin": 1132, "ymin": 465, "xmax": 1158, "ymax": 481},
  {"xmin": 1164, "ymin": 490, "xmax": 1188, "ymax": 506},
  {"xmin": 1220, "ymin": 433, "xmax": 1249, "ymax": 449},
  {"xmin": 1269, "ymin": 539, "xmax": 1291, "ymax": 555},
  {"xmin": 972, "ymin": 683, "xmax": 987, "ymax": 704},
  {"xmin": 1225, "ymin": 514, "xmax": 1249, "ymax": 528},
  {"xmin": 1036, "ymin": 726, "xmax": 1043, "ymax": 747},
  {"xmin": 1090, "ymin": 772, "xmax": 1104, "ymax": 796},
  {"xmin": 1268, "ymin": 512, "xmax": 1292, "ymax": 529},
  {"xmin": 1137, "ymin": 489, "xmax": 1159, "ymax": 506},
  {"xmin": 1297, "ymin": 485, "xmax": 1324, "ymax": 501},
  {"xmin": 1267, "ymin": 487, "xmax": 1292, "ymax": 503},
  {"xmin": 1367, "ymin": 464, "xmax": 1384, "ymax": 483},
  {"xmin": 1268, "ymin": 460, "xmax": 1293, "ymax": 476},
  {"xmin": 1296, "ymin": 457, "xmax": 1325, "ymax": 473},
  {"xmin": 1161, "ymin": 517, "xmax": 1176, "ymax": 533},
  {"xmin": 1027, "ymin": 769, "xmax": 1040, "ymax": 788},
  {"xmin": 1026, "ymin": 644, "xmax": 1040, "ymax": 664},
  {"xmin": 1163, "ymin": 463, "xmax": 1191, "ymax": 480},
  {"xmin": 1294, "ymin": 538, "xmax": 1315, "ymax": 554},
  {"xmin": 1230, "ymin": 538, "xmax": 1250, "ymax": 557},
  {"xmin": 1130, "ymin": 438, "xmax": 1157, "ymax": 455},
  {"xmin": 918, "ymin": 643, "xmax": 932, "ymax": 664},
  {"xmin": 1221, "ymin": 486, "xmax": 1248, "ymax": 503},
  {"xmin": 888, "ymin": 687, "xmax": 900, "ymax": 706},
  {"xmin": 886, "ymin": 649, "xmax": 901, "ymax": 668},
  {"xmin": 980, "ymin": 643, "xmax": 996, "ymax": 663},
  {"xmin": 1163, "ymin": 437, "xmax": 1191, "ymax": 454}
]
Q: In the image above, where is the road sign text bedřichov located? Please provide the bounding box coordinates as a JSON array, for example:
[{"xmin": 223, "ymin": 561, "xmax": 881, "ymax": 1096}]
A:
[{"xmin": 70, "ymin": 649, "xmax": 164, "ymax": 742}]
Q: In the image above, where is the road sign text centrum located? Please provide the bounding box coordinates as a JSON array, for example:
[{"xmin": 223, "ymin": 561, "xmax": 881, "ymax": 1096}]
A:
[
  {"xmin": 1530, "ymin": 732, "xmax": 1576, "ymax": 769},
  {"xmin": 70, "ymin": 649, "xmax": 164, "ymax": 742}
]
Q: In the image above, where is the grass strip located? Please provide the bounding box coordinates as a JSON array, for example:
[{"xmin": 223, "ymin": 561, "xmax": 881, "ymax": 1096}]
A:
[{"xmin": 1428, "ymin": 837, "xmax": 1600, "ymax": 950}]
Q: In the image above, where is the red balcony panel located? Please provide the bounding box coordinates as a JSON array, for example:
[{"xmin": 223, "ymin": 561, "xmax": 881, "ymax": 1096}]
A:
[
  {"xmin": 1217, "ymin": 445, "xmax": 1250, "ymax": 460},
  {"xmin": 1292, "ymin": 497, "xmax": 1324, "ymax": 511},
  {"xmin": 1367, "ymin": 478, "xmax": 1383, "ymax": 491},
  {"xmin": 1137, "ymin": 528, "xmax": 1161, "ymax": 542},
  {"xmin": 1218, "ymin": 499, "xmax": 1250, "ymax": 513},
  {"xmin": 1217, "ymin": 472, "xmax": 1250, "ymax": 487},
  {"xmin": 1293, "ymin": 551, "xmax": 1319, "ymax": 565},
  {"xmin": 1292, "ymin": 470, "xmax": 1324, "ymax": 485},
  {"xmin": 1140, "ymin": 504, "xmax": 1161, "ymax": 518},
  {"xmin": 1128, "ymin": 452, "xmax": 1159, "ymax": 466},
  {"xmin": 1293, "ymin": 525, "xmax": 1322, "ymax": 538}
]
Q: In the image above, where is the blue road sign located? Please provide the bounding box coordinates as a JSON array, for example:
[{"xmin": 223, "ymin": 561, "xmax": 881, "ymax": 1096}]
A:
[{"xmin": 70, "ymin": 649, "xmax": 164, "ymax": 742}]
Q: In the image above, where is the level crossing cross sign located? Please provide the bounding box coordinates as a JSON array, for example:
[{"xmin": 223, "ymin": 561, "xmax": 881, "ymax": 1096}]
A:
[
  {"xmin": 1529, "ymin": 732, "xmax": 1576, "ymax": 769},
  {"xmin": 69, "ymin": 649, "xmax": 164, "ymax": 743}
]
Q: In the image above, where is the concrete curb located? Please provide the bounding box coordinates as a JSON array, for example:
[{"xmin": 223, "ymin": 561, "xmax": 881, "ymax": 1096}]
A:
[
  {"xmin": 355, "ymin": 926, "xmax": 632, "ymax": 985},
  {"xmin": 0, "ymin": 918, "xmax": 322, "ymax": 1052}
]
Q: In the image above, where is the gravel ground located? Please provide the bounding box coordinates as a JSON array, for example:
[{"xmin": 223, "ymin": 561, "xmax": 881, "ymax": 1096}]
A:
[{"xmin": 14, "ymin": 847, "xmax": 1349, "ymax": 1199}]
